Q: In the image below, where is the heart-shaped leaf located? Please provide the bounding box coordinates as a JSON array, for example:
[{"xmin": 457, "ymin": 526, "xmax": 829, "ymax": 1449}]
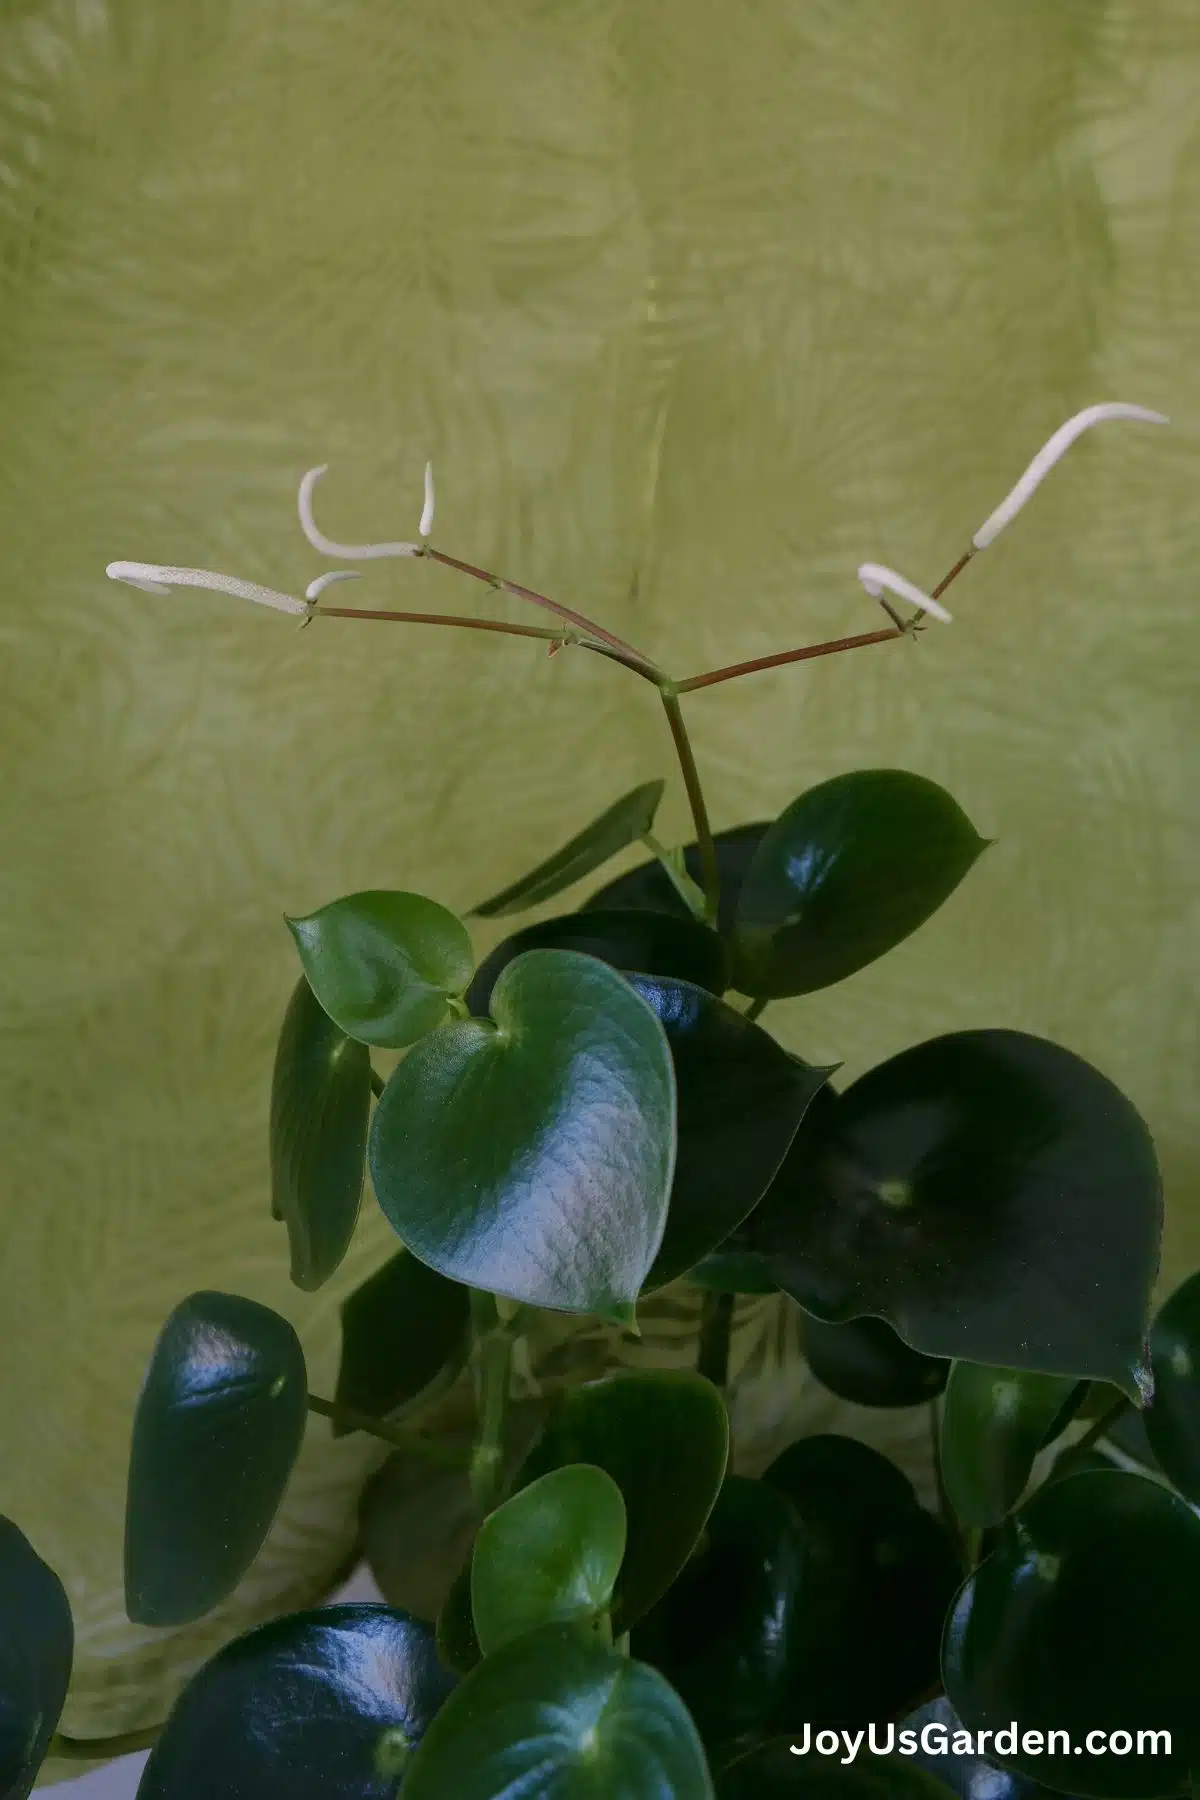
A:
[
  {"xmin": 464, "ymin": 910, "xmax": 729, "ymax": 1016},
  {"xmin": 402, "ymin": 1622, "xmax": 714, "ymax": 1800},
  {"xmin": 621, "ymin": 975, "xmax": 834, "ymax": 1292},
  {"xmin": 718, "ymin": 1740, "xmax": 955, "ymax": 1798},
  {"xmin": 901, "ymin": 1699, "xmax": 1056, "ymax": 1799},
  {"xmin": 803, "ymin": 1314, "xmax": 949, "ymax": 1410},
  {"xmin": 136, "ymin": 1603, "xmax": 454, "ymax": 1799},
  {"xmin": 753, "ymin": 1031, "xmax": 1161, "ymax": 1400},
  {"xmin": 943, "ymin": 1469, "xmax": 1200, "ymax": 1797},
  {"xmin": 732, "ymin": 771, "xmax": 989, "ymax": 998},
  {"xmin": 286, "ymin": 890, "xmax": 474, "ymax": 1048},
  {"xmin": 1143, "ymin": 1269, "xmax": 1200, "ymax": 1503},
  {"xmin": 0, "ymin": 1517, "xmax": 73, "ymax": 1800},
  {"xmin": 370, "ymin": 950, "xmax": 676, "ymax": 1322},
  {"xmin": 585, "ymin": 822, "xmax": 771, "ymax": 940},
  {"xmin": 516, "ymin": 1370, "xmax": 729, "ymax": 1634},
  {"xmin": 270, "ymin": 976, "xmax": 372, "ymax": 1290},
  {"xmin": 763, "ymin": 1435, "xmax": 962, "ymax": 1729},
  {"xmin": 940, "ymin": 1364, "xmax": 1086, "ymax": 1529},
  {"xmin": 472, "ymin": 1464, "xmax": 627, "ymax": 1656},
  {"xmin": 333, "ymin": 1252, "xmax": 469, "ymax": 1433},
  {"xmin": 632, "ymin": 1476, "xmax": 805, "ymax": 1750},
  {"xmin": 472, "ymin": 781, "xmax": 666, "ymax": 917},
  {"xmin": 124, "ymin": 1292, "xmax": 308, "ymax": 1626}
]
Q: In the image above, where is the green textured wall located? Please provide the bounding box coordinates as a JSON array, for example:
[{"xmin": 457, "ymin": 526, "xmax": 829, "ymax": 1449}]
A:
[{"xmin": 2, "ymin": 0, "xmax": 1196, "ymax": 1749}]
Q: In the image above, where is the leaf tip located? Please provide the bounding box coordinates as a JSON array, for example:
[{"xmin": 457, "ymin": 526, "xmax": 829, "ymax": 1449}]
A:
[{"xmin": 603, "ymin": 1300, "xmax": 641, "ymax": 1336}]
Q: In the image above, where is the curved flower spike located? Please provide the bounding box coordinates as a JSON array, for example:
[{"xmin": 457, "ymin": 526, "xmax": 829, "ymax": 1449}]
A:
[
  {"xmin": 305, "ymin": 569, "xmax": 363, "ymax": 602},
  {"xmin": 106, "ymin": 561, "xmax": 308, "ymax": 615},
  {"xmin": 857, "ymin": 563, "xmax": 953, "ymax": 624},
  {"xmin": 419, "ymin": 461, "xmax": 435, "ymax": 539},
  {"xmin": 297, "ymin": 465, "xmax": 422, "ymax": 560},
  {"xmin": 972, "ymin": 403, "xmax": 1169, "ymax": 550}
]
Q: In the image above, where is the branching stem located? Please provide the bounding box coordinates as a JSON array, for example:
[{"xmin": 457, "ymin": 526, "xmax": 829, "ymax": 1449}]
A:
[{"xmin": 305, "ymin": 1393, "xmax": 467, "ymax": 1469}]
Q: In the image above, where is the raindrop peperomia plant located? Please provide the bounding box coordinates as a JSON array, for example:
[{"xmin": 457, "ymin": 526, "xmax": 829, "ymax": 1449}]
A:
[{"xmin": 6, "ymin": 403, "xmax": 1197, "ymax": 1800}]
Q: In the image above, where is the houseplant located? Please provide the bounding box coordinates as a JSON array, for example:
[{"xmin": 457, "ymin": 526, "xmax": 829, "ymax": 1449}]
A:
[{"xmin": 3, "ymin": 403, "xmax": 1196, "ymax": 1800}]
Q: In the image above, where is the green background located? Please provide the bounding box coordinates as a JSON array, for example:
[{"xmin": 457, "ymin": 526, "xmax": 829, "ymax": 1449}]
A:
[{"xmin": 1, "ymin": 0, "xmax": 1195, "ymax": 1755}]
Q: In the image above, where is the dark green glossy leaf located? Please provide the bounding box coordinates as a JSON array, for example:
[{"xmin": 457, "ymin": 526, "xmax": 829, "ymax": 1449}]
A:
[
  {"xmin": 754, "ymin": 1031, "xmax": 1161, "ymax": 1400},
  {"xmin": 472, "ymin": 781, "xmax": 666, "ymax": 917},
  {"xmin": 901, "ymin": 1699, "xmax": 1055, "ymax": 1800},
  {"xmin": 403, "ymin": 1623, "xmax": 714, "ymax": 1800},
  {"xmin": 763, "ymin": 1435, "xmax": 961, "ymax": 1729},
  {"xmin": 803, "ymin": 1314, "xmax": 949, "ymax": 1409},
  {"xmin": 1143, "ymin": 1269, "xmax": 1200, "ymax": 1503},
  {"xmin": 940, "ymin": 1364, "xmax": 1085, "ymax": 1529},
  {"xmin": 0, "ymin": 1517, "xmax": 73, "ymax": 1800},
  {"xmin": 731, "ymin": 770, "xmax": 989, "ymax": 998},
  {"xmin": 286, "ymin": 890, "xmax": 474, "ymax": 1048},
  {"xmin": 124, "ymin": 1292, "xmax": 308, "ymax": 1626},
  {"xmin": 137, "ymin": 1603, "xmax": 454, "ymax": 1800},
  {"xmin": 370, "ymin": 950, "xmax": 676, "ymax": 1321},
  {"xmin": 944, "ymin": 1469, "xmax": 1200, "ymax": 1797},
  {"xmin": 585, "ymin": 821, "xmax": 771, "ymax": 940},
  {"xmin": 333, "ymin": 1252, "xmax": 469, "ymax": 1434},
  {"xmin": 472, "ymin": 1464, "xmax": 627, "ymax": 1655},
  {"xmin": 464, "ymin": 909, "xmax": 729, "ymax": 1016},
  {"xmin": 517, "ymin": 1370, "xmax": 729, "ymax": 1633},
  {"xmin": 687, "ymin": 1248, "xmax": 779, "ymax": 1295},
  {"xmin": 718, "ymin": 1739, "xmax": 954, "ymax": 1798},
  {"xmin": 622, "ymin": 975, "xmax": 834, "ymax": 1292},
  {"xmin": 270, "ymin": 976, "xmax": 372, "ymax": 1290},
  {"xmin": 632, "ymin": 1476, "xmax": 805, "ymax": 1750}
]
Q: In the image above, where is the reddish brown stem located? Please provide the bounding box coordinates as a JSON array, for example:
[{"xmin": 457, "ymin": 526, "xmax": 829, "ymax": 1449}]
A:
[
  {"xmin": 676, "ymin": 627, "xmax": 901, "ymax": 694},
  {"xmin": 422, "ymin": 545, "xmax": 663, "ymax": 683},
  {"xmin": 317, "ymin": 605, "xmax": 566, "ymax": 643}
]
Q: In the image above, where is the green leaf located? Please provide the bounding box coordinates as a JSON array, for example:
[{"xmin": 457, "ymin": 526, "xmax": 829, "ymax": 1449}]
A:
[
  {"xmin": 731, "ymin": 770, "xmax": 989, "ymax": 998},
  {"xmin": 0, "ymin": 1517, "xmax": 73, "ymax": 1800},
  {"xmin": 370, "ymin": 950, "xmax": 677, "ymax": 1321},
  {"xmin": 943, "ymin": 1469, "xmax": 1200, "ymax": 1797},
  {"xmin": 901, "ymin": 1699, "xmax": 1056, "ymax": 1800},
  {"xmin": 803, "ymin": 1314, "xmax": 949, "ymax": 1410},
  {"xmin": 270, "ymin": 976, "xmax": 372, "ymax": 1290},
  {"xmin": 333, "ymin": 1251, "xmax": 469, "ymax": 1434},
  {"xmin": 286, "ymin": 890, "xmax": 474, "ymax": 1048},
  {"xmin": 585, "ymin": 822, "xmax": 771, "ymax": 940},
  {"xmin": 940, "ymin": 1363, "xmax": 1086, "ymax": 1529},
  {"xmin": 718, "ymin": 1739, "xmax": 955, "ymax": 1798},
  {"xmin": 124, "ymin": 1292, "xmax": 308, "ymax": 1626},
  {"xmin": 516, "ymin": 1370, "xmax": 729, "ymax": 1633},
  {"xmin": 763, "ymin": 1435, "xmax": 961, "ymax": 1729},
  {"xmin": 632, "ymin": 1476, "xmax": 805, "ymax": 1750},
  {"xmin": 136, "ymin": 1603, "xmax": 454, "ymax": 1800},
  {"xmin": 472, "ymin": 1464, "xmax": 627, "ymax": 1655},
  {"xmin": 622, "ymin": 975, "xmax": 833, "ymax": 1291},
  {"xmin": 464, "ymin": 909, "xmax": 729, "ymax": 1016},
  {"xmin": 472, "ymin": 781, "xmax": 667, "ymax": 917},
  {"xmin": 1143, "ymin": 1269, "xmax": 1200, "ymax": 1503},
  {"xmin": 402, "ymin": 1622, "xmax": 715, "ymax": 1800},
  {"xmin": 754, "ymin": 1031, "xmax": 1161, "ymax": 1400}
]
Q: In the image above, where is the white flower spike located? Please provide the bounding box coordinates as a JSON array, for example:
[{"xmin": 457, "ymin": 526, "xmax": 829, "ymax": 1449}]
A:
[
  {"xmin": 971, "ymin": 402, "xmax": 1169, "ymax": 550},
  {"xmin": 106, "ymin": 561, "xmax": 308, "ymax": 615},
  {"xmin": 297, "ymin": 464, "xmax": 422, "ymax": 560},
  {"xmin": 420, "ymin": 461, "xmax": 435, "ymax": 539},
  {"xmin": 857, "ymin": 563, "xmax": 953, "ymax": 624},
  {"xmin": 305, "ymin": 569, "xmax": 363, "ymax": 602}
]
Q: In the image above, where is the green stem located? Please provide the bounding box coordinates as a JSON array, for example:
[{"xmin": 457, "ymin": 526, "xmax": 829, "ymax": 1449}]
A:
[
  {"xmin": 696, "ymin": 1289, "xmax": 735, "ymax": 1391},
  {"xmin": 659, "ymin": 690, "xmax": 720, "ymax": 927},
  {"xmin": 369, "ymin": 1067, "xmax": 385, "ymax": 1099},
  {"xmin": 305, "ymin": 1393, "xmax": 468, "ymax": 1470},
  {"xmin": 469, "ymin": 1293, "xmax": 515, "ymax": 1510},
  {"xmin": 49, "ymin": 1726, "xmax": 163, "ymax": 1761},
  {"xmin": 965, "ymin": 1527, "xmax": 984, "ymax": 1569},
  {"xmin": 1054, "ymin": 1395, "xmax": 1131, "ymax": 1480},
  {"xmin": 743, "ymin": 996, "xmax": 768, "ymax": 1023}
]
